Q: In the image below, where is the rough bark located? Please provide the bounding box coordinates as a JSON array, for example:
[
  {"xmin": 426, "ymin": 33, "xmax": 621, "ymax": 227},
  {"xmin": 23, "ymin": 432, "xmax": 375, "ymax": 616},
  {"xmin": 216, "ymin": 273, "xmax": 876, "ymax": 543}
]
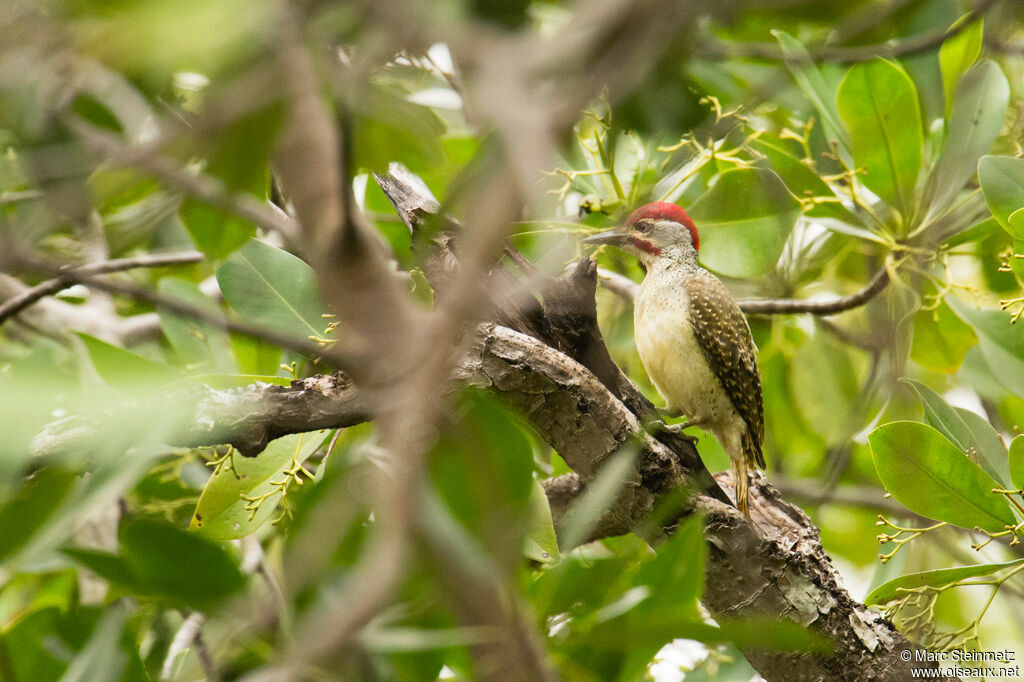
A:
[{"xmin": 31, "ymin": 373, "xmax": 369, "ymax": 460}]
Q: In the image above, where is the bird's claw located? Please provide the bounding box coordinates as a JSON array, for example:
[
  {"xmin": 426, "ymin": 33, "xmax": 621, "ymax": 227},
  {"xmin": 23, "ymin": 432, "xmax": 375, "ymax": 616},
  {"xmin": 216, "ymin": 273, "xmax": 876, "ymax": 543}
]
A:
[{"xmin": 647, "ymin": 420, "xmax": 699, "ymax": 444}]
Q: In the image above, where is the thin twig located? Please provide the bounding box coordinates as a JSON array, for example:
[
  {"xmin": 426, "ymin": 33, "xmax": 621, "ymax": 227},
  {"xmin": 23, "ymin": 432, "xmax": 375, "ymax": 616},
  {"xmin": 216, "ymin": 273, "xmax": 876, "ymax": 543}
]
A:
[
  {"xmin": 596, "ymin": 266, "xmax": 639, "ymax": 301},
  {"xmin": 0, "ymin": 251, "xmax": 204, "ymax": 325},
  {"xmin": 695, "ymin": 0, "xmax": 1000, "ymax": 63},
  {"xmin": 13, "ymin": 258, "xmax": 333, "ymax": 363},
  {"xmin": 597, "ymin": 266, "xmax": 890, "ymax": 316},
  {"xmin": 0, "ymin": 190, "xmax": 43, "ymax": 205},
  {"xmin": 193, "ymin": 629, "xmax": 218, "ymax": 682},
  {"xmin": 739, "ymin": 268, "xmax": 890, "ymax": 315},
  {"xmin": 161, "ymin": 612, "xmax": 216, "ymax": 681}
]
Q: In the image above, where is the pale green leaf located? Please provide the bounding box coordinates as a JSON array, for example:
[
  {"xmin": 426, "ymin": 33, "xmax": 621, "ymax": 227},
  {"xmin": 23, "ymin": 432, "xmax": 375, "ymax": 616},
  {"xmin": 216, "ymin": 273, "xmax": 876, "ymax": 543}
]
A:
[
  {"xmin": 865, "ymin": 558, "xmax": 1024, "ymax": 606},
  {"xmin": 948, "ymin": 297, "xmax": 1024, "ymax": 398},
  {"xmin": 925, "ymin": 61, "xmax": 1009, "ymax": 219},
  {"xmin": 939, "ymin": 16, "xmax": 984, "ymax": 119},
  {"xmin": 216, "ymin": 239, "xmax": 326, "ymax": 341},
  {"xmin": 687, "ymin": 168, "xmax": 801, "ymax": 277},
  {"xmin": 1009, "ymin": 435, "xmax": 1024, "ymax": 491},
  {"xmin": 902, "ymin": 378, "xmax": 1008, "ymax": 486},
  {"xmin": 76, "ymin": 333, "xmax": 184, "ymax": 392},
  {"xmin": 523, "ymin": 480, "xmax": 560, "ymax": 564},
  {"xmin": 191, "ymin": 431, "xmax": 329, "ymax": 540},
  {"xmin": 979, "ymin": 156, "xmax": 1024, "ymax": 238},
  {"xmin": 837, "ymin": 59, "xmax": 922, "ymax": 215},
  {"xmin": 868, "ymin": 421, "xmax": 1014, "ymax": 532},
  {"xmin": 772, "ymin": 31, "xmax": 851, "ymax": 163}
]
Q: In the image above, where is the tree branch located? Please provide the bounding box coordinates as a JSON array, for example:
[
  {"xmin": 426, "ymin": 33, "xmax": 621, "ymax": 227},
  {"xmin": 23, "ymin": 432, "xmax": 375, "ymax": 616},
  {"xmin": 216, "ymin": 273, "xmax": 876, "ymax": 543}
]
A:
[
  {"xmin": 68, "ymin": 121, "xmax": 300, "ymax": 243},
  {"xmin": 597, "ymin": 266, "xmax": 890, "ymax": 316},
  {"xmin": 694, "ymin": 0, "xmax": 1000, "ymax": 63},
  {"xmin": 739, "ymin": 268, "xmax": 890, "ymax": 315},
  {"xmin": 31, "ymin": 372, "xmax": 368, "ymax": 460},
  {"xmin": 0, "ymin": 251, "xmax": 204, "ymax": 325}
]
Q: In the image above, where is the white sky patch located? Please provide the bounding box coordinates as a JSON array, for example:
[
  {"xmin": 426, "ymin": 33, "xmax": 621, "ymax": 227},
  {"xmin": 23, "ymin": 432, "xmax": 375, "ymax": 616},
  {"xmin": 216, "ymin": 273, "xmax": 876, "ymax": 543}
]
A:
[
  {"xmin": 172, "ymin": 71, "xmax": 209, "ymax": 92},
  {"xmin": 942, "ymin": 386, "xmax": 987, "ymax": 419},
  {"xmin": 650, "ymin": 639, "xmax": 708, "ymax": 681},
  {"xmin": 353, "ymin": 173, "xmax": 368, "ymax": 213},
  {"xmin": 408, "ymin": 88, "xmax": 463, "ymax": 110},
  {"xmin": 426, "ymin": 43, "xmax": 454, "ymax": 74}
]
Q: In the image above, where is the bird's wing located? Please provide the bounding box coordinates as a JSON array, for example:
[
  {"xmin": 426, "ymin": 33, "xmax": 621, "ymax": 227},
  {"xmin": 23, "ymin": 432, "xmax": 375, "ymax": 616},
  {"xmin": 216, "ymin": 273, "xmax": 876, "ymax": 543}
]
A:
[{"xmin": 685, "ymin": 270, "xmax": 765, "ymax": 464}]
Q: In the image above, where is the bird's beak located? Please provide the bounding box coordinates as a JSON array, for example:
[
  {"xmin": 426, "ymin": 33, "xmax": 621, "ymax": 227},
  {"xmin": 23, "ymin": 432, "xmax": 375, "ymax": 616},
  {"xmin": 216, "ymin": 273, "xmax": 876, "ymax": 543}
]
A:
[{"xmin": 582, "ymin": 230, "xmax": 628, "ymax": 246}]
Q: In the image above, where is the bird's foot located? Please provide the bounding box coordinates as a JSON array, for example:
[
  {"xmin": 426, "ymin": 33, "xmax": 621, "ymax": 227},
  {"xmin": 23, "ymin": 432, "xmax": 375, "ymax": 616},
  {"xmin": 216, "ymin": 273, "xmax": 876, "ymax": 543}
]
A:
[{"xmin": 646, "ymin": 419, "xmax": 699, "ymax": 444}]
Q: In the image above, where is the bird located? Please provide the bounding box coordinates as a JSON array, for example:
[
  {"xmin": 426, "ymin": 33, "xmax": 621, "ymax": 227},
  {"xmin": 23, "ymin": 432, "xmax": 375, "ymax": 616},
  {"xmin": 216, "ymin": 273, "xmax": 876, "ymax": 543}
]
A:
[{"xmin": 583, "ymin": 202, "xmax": 765, "ymax": 517}]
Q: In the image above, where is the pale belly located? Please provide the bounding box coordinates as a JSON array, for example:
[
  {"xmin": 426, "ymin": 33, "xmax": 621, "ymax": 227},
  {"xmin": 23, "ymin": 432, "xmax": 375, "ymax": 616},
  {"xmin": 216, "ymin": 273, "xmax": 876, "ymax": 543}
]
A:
[{"xmin": 634, "ymin": 290, "xmax": 738, "ymax": 431}]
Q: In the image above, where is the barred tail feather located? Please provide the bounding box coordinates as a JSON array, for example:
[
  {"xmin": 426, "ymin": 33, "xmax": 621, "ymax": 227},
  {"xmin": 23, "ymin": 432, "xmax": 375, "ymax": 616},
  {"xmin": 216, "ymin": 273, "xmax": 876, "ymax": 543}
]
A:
[
  {"xmin": 731, "ymin": 457, "xmax": 750, "ymax": 518},
  {"xmin": 744, "ymin": 431, "xmax": 765, "ymax": 470}
]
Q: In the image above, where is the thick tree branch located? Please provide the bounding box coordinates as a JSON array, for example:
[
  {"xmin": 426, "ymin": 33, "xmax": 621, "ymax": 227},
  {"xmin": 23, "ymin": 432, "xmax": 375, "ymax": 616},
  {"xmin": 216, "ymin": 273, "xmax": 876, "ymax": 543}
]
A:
[{"xmin": 31, "ymin": 372, "xmax": 369, "ymax": 460}]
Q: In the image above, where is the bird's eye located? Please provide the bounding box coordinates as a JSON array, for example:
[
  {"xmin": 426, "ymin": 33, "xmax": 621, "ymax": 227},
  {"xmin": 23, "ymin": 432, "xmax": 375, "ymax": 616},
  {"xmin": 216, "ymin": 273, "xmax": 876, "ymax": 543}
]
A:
[{"xmin": 635, "ymin": 222, "xmax": 651, "ymax": 233}]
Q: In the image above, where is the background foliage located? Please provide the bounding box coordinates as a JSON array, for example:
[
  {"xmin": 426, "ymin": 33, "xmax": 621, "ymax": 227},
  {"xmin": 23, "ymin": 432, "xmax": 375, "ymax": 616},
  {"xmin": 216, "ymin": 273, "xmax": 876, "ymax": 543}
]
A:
[{"xmin": 2, "ymin": 0, "xmax": 1024, "ymax": 679}]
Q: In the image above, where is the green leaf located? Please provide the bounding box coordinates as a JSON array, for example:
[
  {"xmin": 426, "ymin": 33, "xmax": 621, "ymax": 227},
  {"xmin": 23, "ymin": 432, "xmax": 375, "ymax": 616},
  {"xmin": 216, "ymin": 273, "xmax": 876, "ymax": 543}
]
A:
[
  {"xmin": 939, "ymin": 16, "xmax": 984, "ymax": 120},
  {"xmin": 0, "ymin": 469, "xmax": 78, "ymax": 562},
  {"xmin": 837, "ymin": 59, "xmax": 922, "ymax": 216},
  {"xmin": 191, "ymin": 431, "xmax": 328, "ymax": 540},
  {"xmin": 910, "ymin": 301, "xmax": 977, "ymax": 373},
  {"xmin": 58, "ymin": 606, "xmax": 129, "ymax": 682},
  {"xmin": 557, "ymin": 447, "xmax": 639, "ymax": 552},
  {"xmin": 789, "ymin": 331, "xmax": 859, "ymax": 444},
  {"xmin": 523, "ymin": 480, "xmax": 560, "ymax": 564},
  {"xmin": 902, "ymin": 379, "xmax": 1009, "ymax": 486},
  {"xmin": 157, "ymin": 277, "xmax": 235, "ymax": 372},
  {"xmin": 430, "ymin": 389, "xmax": 536, "ymax": 569},
  {"xmin": 216, "ymin": 239, "xmax": 326, "ymax": 341},
  {"xmin": 630, "ymin": 515, "xmax": 704, "ymax": 618},
  {"xmin": 925, "ymin": 61, "xmax": 1009, "ymax": 219},
  {"xmin": 200, "ymin": 103, "xmax": 283, "ymax": 195},
  {"xmin": 180, "ymin": 200, "xmax": 256, "ymax": 261},
  {"xmin": 772, "ymin": 31, "xmax": 851, "ymax": 163},
  {"xmin": 68, "ymin": 0, "xmax": 274, "ymax": 89},
  {"xmin": 1009, "ymin": 435, "xmax": 1024, "ymax": 490},
  {"xmin": 948, "ymin": 297, "xmax": 1024, "ymax": 398},
  {"xmin": 179, "ymin": 104, "xmax": 283, "ymax": 258},
  {"xmin": 979, "ymin": 156, "xmax": 1024, "ymax": 238},
  {"xmin": 66, "ymin": 518, "xmax": 246, "ymax": 610},
  {"xmin": 352, "ymin": 86, "xmax": 445, "ymax": 175},
  {"xmin": 751, "ymin": 138, "xmax": 853, "ymax": 223},
  {"xmin": 942, "ymin": 216, "xmax": 999, "ymax": 247},
  {"xmin": 1011, "ymin": 234, "xmax": 1024, "ymax": 282},
  {"xmin": 868, "ymin": 421, "xmax": 1014, "ymax": 532},
  {"xmin": 230, "ymin": 333, "xmax": 283, "ymax": 376},
  {"xmin": 865, "ymin": 558, "xmax": 1024, "ymax": 605},
  {"xmin": 76, "ymin": 333, "xmax": 184, "ymax": 392},
  {"xmin": 687, "ymin": 167, "xmax": 801, "ymax": 277}
]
